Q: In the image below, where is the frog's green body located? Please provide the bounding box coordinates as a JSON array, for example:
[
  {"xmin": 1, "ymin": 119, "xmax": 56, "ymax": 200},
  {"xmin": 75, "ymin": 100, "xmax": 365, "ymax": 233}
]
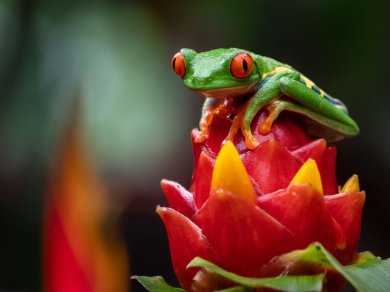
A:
[{"xmin": 173, "ymin": 48, "xmax": 359, "ymax": 149}]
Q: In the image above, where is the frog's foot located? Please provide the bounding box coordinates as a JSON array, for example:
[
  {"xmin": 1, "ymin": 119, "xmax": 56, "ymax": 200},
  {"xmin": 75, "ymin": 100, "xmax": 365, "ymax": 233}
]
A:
[
  {"xmin": 195, "ymin": 99, "xmax": 234, "ymax": 144},
  {"xmin": 241, "ymin": 100, "xmax": 285, "ymax": 146},
  {"xmin": 195, "ymin": 112, "xmax": 214, "ymax": 143},
  {"xmin": 258, "ymin": 100, "xmax": 285, "ymax": 135},
  {"xmin": 244, "ymin": 134, "xmax": 260, "ymax": 149},
  {"xmin": 194, "ymin": 129, "xmax": 209, "ymax": 143},
  {"xmin": 223, "ymin": 111, "xmax": 244, "ymax": 144},
  {"xmin": 239, "ymin": 108, "xmax": 260, "ymax": 149},
  {"xmin": 241, "ymin": 121, "xmax": 260, "ymax": 150}
]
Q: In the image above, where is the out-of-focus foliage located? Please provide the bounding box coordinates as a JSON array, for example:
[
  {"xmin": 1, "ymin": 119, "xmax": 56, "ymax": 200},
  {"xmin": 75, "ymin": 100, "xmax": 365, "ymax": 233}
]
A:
[
  {"xmin": 1, "ymin": 1, "xmax": 195, "ymax": 191},
  {"xmin": 0, "ymin": 0, "xmax": 389, "ymax": 291}
]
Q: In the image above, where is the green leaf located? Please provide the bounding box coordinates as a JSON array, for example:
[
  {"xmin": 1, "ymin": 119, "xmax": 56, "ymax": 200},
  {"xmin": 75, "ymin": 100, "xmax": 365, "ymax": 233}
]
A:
[
  {"xmin": 268, "ymin": 242, "xmax": 390, "ymax": 292},
  {"xmin": 344, "ymin": 255, "xmax": 390, "ymax": 291},
  {"xmin": 131, "ymin": 275, "xmax": 184, "ymax": 292},
  {"xmin": 133, "ymin": 243, "xmax": 390, "ymax": 292},
  {"xmin": 187, "ymin": 257, "xmax": 324, "ymax": 292}
]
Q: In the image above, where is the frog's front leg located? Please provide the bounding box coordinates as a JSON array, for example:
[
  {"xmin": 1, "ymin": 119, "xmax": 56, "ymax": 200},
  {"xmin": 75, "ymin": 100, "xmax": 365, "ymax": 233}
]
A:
[
  {"xmin": 195, "ymin": 98, "xmax": 230, "ymax": 143},
  {"xmin": 195, "ymin": 98, "xmax": 216, "ymax": 143},
  {"xmin": 241, "ymin": 71, "xmax": 301, "ymax": 149}
]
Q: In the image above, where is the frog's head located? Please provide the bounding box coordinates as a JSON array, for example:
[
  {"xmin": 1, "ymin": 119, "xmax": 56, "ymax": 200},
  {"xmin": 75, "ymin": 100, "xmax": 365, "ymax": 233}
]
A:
[{"xmin": 172, "ymin": 48, "xmax": 260, "ymax": 98}]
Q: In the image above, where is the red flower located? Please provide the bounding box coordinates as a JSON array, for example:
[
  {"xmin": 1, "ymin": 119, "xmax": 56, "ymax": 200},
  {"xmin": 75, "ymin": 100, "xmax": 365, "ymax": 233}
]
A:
[{"xmin": 158, "ymin": 110, "xmax": 365, "ymax": 291}]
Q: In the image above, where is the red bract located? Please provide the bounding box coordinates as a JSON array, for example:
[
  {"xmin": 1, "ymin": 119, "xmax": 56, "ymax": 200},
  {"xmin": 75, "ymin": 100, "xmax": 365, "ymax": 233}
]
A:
[{"xmin": 158, "ymin": 110, "xmax": 365, "ymax": 291}]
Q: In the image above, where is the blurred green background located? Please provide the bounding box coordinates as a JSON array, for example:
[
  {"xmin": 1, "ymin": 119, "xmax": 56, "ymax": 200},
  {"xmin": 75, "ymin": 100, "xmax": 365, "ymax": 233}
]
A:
[{"xmin": 0, "ymin": 0, "xmax": 389, "ymax": 291}]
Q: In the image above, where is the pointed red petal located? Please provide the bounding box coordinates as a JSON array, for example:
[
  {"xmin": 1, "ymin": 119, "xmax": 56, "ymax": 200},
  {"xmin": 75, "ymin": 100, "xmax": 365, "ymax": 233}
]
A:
[
  {"xmin": 157, "ymin": 207, "xmax": 216, "ymax": 291},
  {"xmin": 161, "ymin": 179, "xmax": 196, "ymax": 218},
  {"xmin": 242, "ymin": 139, "xmax": 301, "ymax": 195},
  {"xmin": 324, "ymin": 192, "xmax": 366, "ymax": 264},
  {"xmin": 202, "ymin": 115, "xmax": 232, "ymax": 155},
  {"xmin": 257, "ymin": 185, "xmax": 346, "ymax": 253},
  {"xmin": 44, "ymin": 201, "xmax": 91, "ymax": 292},
  {"xmin": 292, "ymin": 139, "xmax": 338, "ymax": 195},
  {"xmin": 43, "ymin": 106, "xmax": 129, "ymax": 292},
  {"xmin": 190, "ymin": 151, "xmax": 215, "ymax": 209},
  {"xmin": 194, "ymin": 190, "xmax": 296, "ymax": 277}
]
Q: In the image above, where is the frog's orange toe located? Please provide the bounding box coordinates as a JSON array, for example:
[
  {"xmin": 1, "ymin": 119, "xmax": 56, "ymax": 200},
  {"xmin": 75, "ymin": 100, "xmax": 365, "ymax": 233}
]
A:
[
  {"xmin": 194, "ymin": 130, "xmax": 208, "ymax": 143},
  {"xmin": 258, "ymin": 119, "xmax": 273, "ymax": 135},
  {"xmin": 244, "ymin": 135, "xmax": 260, "ymax": 150}
]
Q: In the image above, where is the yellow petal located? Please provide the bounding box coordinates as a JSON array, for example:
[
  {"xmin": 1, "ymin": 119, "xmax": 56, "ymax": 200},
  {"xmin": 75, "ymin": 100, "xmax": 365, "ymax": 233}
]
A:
[
  {"xmin": 341, "ymin": 174, "xmax": 360, "ymax": 193},
  {"xmin": 289, "ymin": 158, "xmax": 323, "ymax": 195},
  {"xmin": 211, "ymin": 141, "xmax": 256, "ymax": 202}
]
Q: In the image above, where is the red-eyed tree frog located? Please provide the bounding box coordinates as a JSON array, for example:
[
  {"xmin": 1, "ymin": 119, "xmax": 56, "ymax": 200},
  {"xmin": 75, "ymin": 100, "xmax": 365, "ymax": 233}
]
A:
[{"xmin": 172, "ymin": 48, "xmax": 359, "ymax": 149}]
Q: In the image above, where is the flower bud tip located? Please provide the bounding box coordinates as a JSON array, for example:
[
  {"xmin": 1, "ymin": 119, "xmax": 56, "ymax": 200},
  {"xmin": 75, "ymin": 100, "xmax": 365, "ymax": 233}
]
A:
[
  {"xmin": 341, "ymin": 174, "xmax": 360, "ymax": 193},
  {"xmin": 211, "ymin": 141, "xmax": 256, "ymax": 202},
  {"xmin": 289, "ymin": 158, "xmax": 323, "ymax": 195}
]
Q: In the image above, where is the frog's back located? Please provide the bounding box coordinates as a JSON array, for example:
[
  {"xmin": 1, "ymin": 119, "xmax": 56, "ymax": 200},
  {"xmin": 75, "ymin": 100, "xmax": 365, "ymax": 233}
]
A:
[{"xmin": 253, "ymin": 54, "xmax": 294, "ymax": 75}]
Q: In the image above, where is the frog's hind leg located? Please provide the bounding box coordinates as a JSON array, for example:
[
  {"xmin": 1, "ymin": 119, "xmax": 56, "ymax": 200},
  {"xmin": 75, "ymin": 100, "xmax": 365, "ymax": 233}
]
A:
[
  {"xmin": 258, "ymin": 100, "xmax": 290, "ymax": 135},
  {"xmin": 278, "ymin": 77, "xmax": 359, "ymax": 138},
  {"xmin": 258, "ymin": 99, "xmax": 352, "ymax": 141}
]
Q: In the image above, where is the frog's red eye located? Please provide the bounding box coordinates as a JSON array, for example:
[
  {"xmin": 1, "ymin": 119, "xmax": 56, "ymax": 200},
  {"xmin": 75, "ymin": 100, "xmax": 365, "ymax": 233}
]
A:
[
  {"xmin": 230, "ymin": 52, "xmax": 253, "ymax": 79},
  {"xmin": 172, "ymin": 52, "xmax": 186, "ymax": 78}
]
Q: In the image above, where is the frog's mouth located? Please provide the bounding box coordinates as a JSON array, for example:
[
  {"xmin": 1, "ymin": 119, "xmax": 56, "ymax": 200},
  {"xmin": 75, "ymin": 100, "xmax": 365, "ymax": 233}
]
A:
[{"xmin": 193, "ymin": 84, "xmax": 258, "ymax": 99}]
